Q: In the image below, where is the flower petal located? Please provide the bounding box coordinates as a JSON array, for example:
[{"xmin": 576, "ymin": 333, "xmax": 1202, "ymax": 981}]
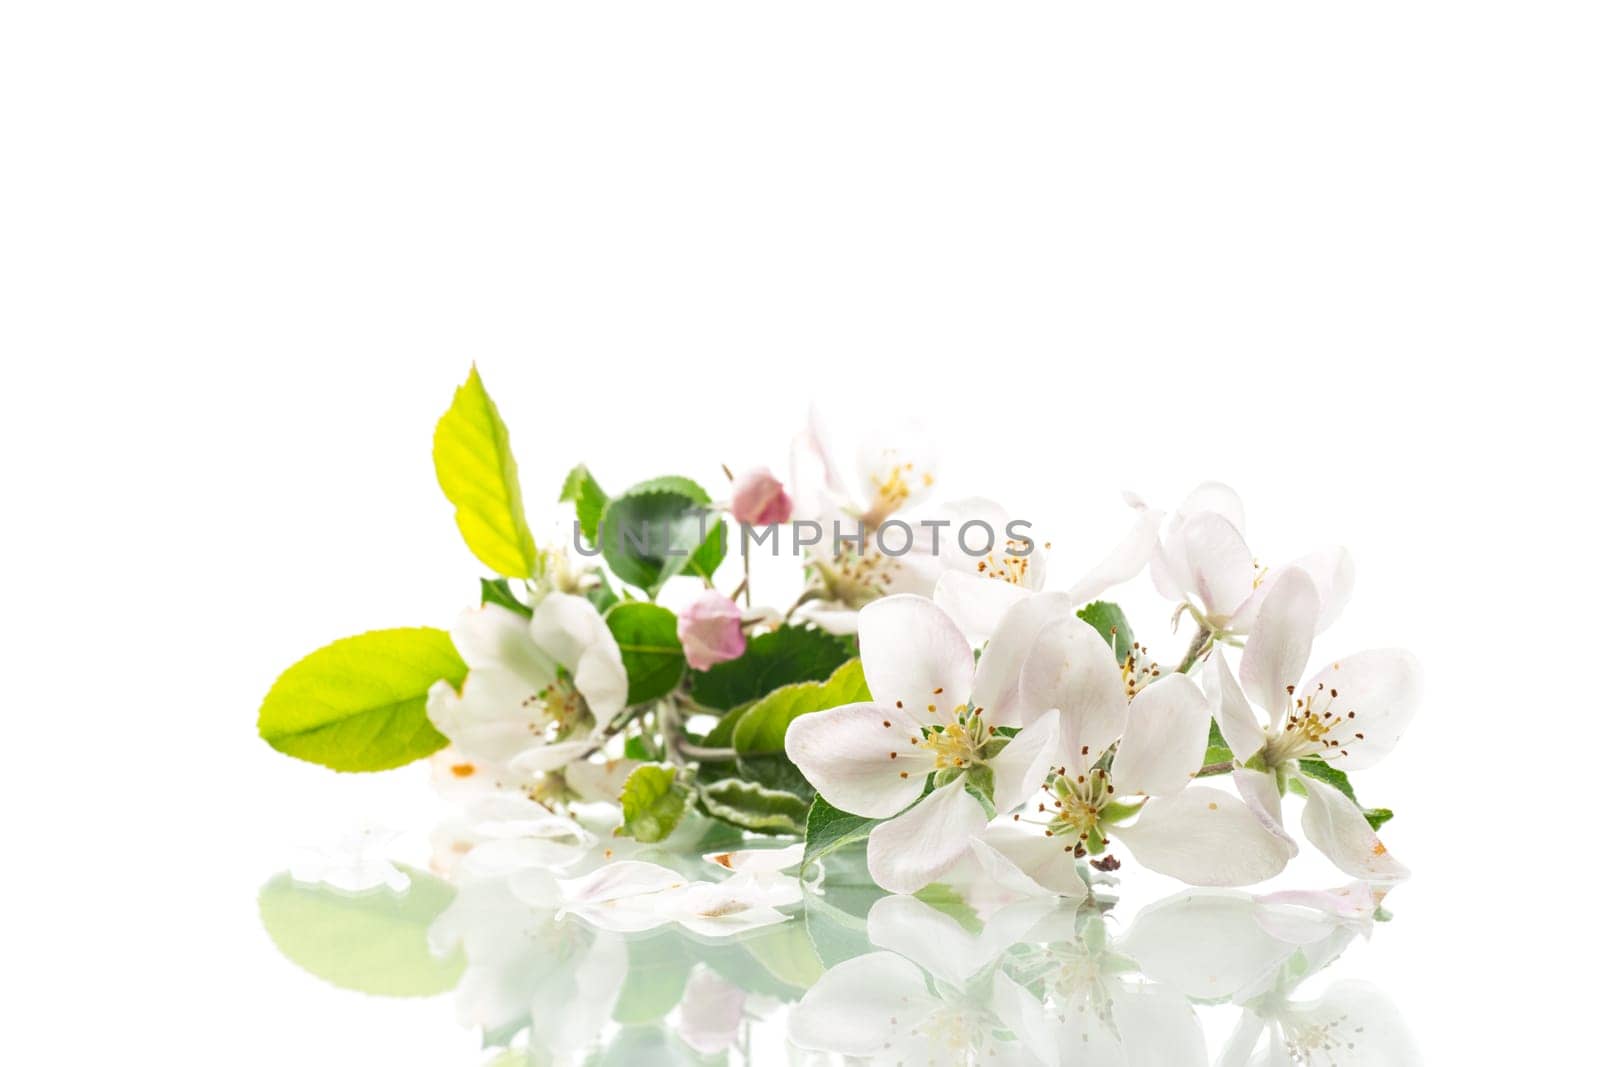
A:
[
  {"xmin": 1296, "ymin": 772, "xmax": 1410, "ymax": 882},
  {"xmin": 932, "ymin": 569, "xmax": 1033, "ymax": 644},
  {"xmin": 857, "ymin": 595, "xmax": 976, "ymax": 721},
  {"xmin": 787, "ymin": 952, "xmax": 939, "ymax": 1056},
  {"xmin": 1232, "ymin": 545, "xmax": 1355, "ymax": 635},
  {"xmin": 1114, "ymin": 674, "xmax": 1210, "ymax": 796},
  {"xmin": 784, "ymin": 702, "xmax": 935, "ymax": 818},
  {"xmin": 531, "ymin": 592, "xmax": 614, "ymax": 675},
  {"xmin": 1123, "ymin": 890, "xmax": 1299, "ymax": 1002},
  {"xmin": 574, "ymin": 639, "xmax": 628, "ymax": 728},
  {"xmin": 1062, "ymin": 493, "xmax": 1162, "ymax": 604},
  {"xmin": 1206, "ymin": 651, "xmax": 1266, "ymax": 763},
  {"xmin": 968, "ymin": 822, "xmax": 1088, "ymax": 900},
  {"xmin": 426, "ymin": 669, "xmax": 546, "ymax": 767},
  {"xmin": 450, "ymin": 604, "xmax": 558, "ymax": 680},
  {"xmin": 1114, "ymin": 787, "xmax": 1298, "ymax": 886},
  {"xmin": 1238, "ymin": 566, "xmax": 1319, "ymax": 727},
  {"xmin": 988, "ymin": 711, "xmax": 1061, "ymax": 813},
  {"xmin": 1300, "ymin": 649, "xmax": 1423, "ymax": 771},
  {"xmin": 866, "ymin": 780, "xmax": 988, "ymax": 894},
  {"xmin": 1019, "ymin": 615, "xmax": 1128, "ymax": 774},
  {"xmin": 1181, "ymin": 512, "xmax": 1257, "ymax": 619},
  {"xmin": 968, "ymin": 592, "xmax": 1078, "ymax": 729}
]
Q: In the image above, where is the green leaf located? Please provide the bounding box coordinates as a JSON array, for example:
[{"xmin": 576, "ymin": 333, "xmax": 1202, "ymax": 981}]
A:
[
  {"xmin": 560, "ymin": 464, "xmax": 610, "ymax": 545},
  {"xmin": 432, "ymin": 366, "xmax": 541, "ymax": 578},
  {"xmin": 612, "ymin": 934, "xmax": 693, "ymax": 1024},
  {"xmin": 585, "ymin": 569, "xmax": 622, "ymax": 613},
  {"xmin": 617, "ymin": 764, "xmax": 688, "ymax": 843},
  {"xmin": 1077, "ymin": 601, "xmax": 1133, "ymax": 661},
  {"xmin": 1199, "ymin": 719, "xmax": 1234, "ymax": 776},
  {"xmin": 604, "ymin": 602, "xmax": 686, "ymax": 706},
  {"xmin": 257, "ymin": 628, "xmax": 464, "ymax": 772},
  {"xmin": 700, "ymin": 779, "xmax": 810, "ymax": 835},
  {"xmin": 689, "ymin": 626, "xmax": 857, "ymax": 711},
  {"xmin": 1297, "ymin": 756, "xmax": 1395, "ymax": 831},
  {"xmin": 800, "ymin": 795, "xmax": 880, "ymax": 874},
  {"xmin": 257, "ymin": 867, "xmax": 464, "ymax": 996},
  {"xmin": 600, "ymin": 488, "xmax": 721, "ymax": 596},
  {"xmin": 732, "ymin": 659, "xmax": 871, "ymax": 755},
  {"xmin": 479, "ymin": 577, "xmax": 531, "ymax": 618}
]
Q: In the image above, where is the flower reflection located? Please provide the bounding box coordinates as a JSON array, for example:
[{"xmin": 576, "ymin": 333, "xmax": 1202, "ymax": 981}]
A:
[{"xmin": 263, "ymin": 827, "xmax": 1419, "ymax": 1065}]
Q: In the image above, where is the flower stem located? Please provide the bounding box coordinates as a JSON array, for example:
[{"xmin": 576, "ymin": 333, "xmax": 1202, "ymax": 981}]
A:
[{"xmin": 1175, "ymin": 626, "xmax": 1214, "ymax": 674}]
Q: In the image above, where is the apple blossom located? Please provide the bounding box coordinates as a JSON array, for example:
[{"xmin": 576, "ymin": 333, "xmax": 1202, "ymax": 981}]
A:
[
  {"xmin": 729, "ymin": 465, "xmax": 794, "ymax": 526},
  {"xmin": 785, "ymin": 595, "xmax": 1068, "ymax": 894},
  {"xmin": 676, "ymin": 589, "xmax": 747, "ymax": 670}
]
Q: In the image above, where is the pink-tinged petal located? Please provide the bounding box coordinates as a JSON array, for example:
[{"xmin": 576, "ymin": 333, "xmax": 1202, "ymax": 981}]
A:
[
  {"xmin": 784, "ymin": 703, "xmax": 935, "ymax": 818},
  {"xmin": 932, "ymin": 569, "xmax": 1032, "ymax": 644},
  {"xmin": 857, "ymin": 595, "xmax": 975, "ymax": 720},
  {"xmin": 787, "ymin": 952, "xmax": 939, "ymax": 1056},
  {"xmin": 1179, "ymin": 481, "xmax": 1248, "ymax": 533},
  {"xmin": 1113, "ymin": 787, "xmax": 1298, "ymax": 886},
  {"xmin": 1232, "ymin": 545, "xmax": 1355, "ymax": 635},
  {"xmin": 1114, "ymin": 674, "xmax": 1210, "ymax": 796},
  {"xmin": 989, "ymin": 711, "xmax": 1061, "ymax": 813},
  {"xmin": 968, "ymin": 592, "xmax": 1078, "ymax": 728},
  {"xmin": 866, "ymin": 780, "xmax": 987, "ymax": 894},
  {"xmin": 1238, "ymin": 567, "xmax": 1319, "ymax": 727},
  {"xmin": 968, "ymin": 823, "xmax": 1088, "ymax": 900},
  {"xmin": 1296, "ymin": 773, "xmax": 1410, "ymax": 883},
  {"xmin": 1181, "ymin": 512, "xmax": 1257, "ymax": 619},
  {"xmin": 676, "ymin": 590, "xmax": 748, "ymax": 672},
  {"xmin": 1232, "ymin": 767, "xmax": 1288, "ymax": 832},
  {"xmin": 1019, "ymin": 615, "xmax": 1128, "ymax": 774},
  {"xmin": 1206, "ymin": 650, "xmax": 1266, "ymax": 762},
  {"xmin": 729, "ymin": 466, "xmax": 794, "ymax": 526},
  {"xmin": 1062, "ymin": 494, "xmax": 1162, "ymax": 604},
  {"xmin": 1300, "ymin": 649, "xmax": 1423, "ymax": 771}
]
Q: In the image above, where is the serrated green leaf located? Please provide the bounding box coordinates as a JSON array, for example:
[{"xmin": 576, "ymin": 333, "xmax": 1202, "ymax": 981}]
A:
[
  {"xmin": 257, "ymin": 867, "xmax": 464, "ymax": 996},
  {"xmin": 560, "ymin": 464, "xmax": 609, "ymax": 545},
  {"xmin": 600, "ymin": 489, "xmax": 721, "ymax": 596},
  {"xmin": 479, "ymin": 577, "xmax": 531, "ymax": 618},
  {"xmin": 1077, "ymin": 601, "xmax": 1133, "ymax": 661},
  {"xmin": 733, "ymin": 659, "xmax": 870, "ymax": 755},
  {"xmin": 605, "ymin": 602, "xmax": 686, "ymax": 706},
  {"xmin": 689, "ymin": 626, "xmax": 856, "ymax": 711},
  {"xmin": 257, "ymin": 628, "xmax": 464, "ymax": 772},
  {"xmin": 1297, "ymin": 757, "xmax": 1395, "ymax": 831},
  {"xmin": 433, "ymin": 366, "xmax": 540, "ymax": 578},
  {"xmin": 700, "ymin": 779, "xmax": 810, "ymax": 835},
  {"xmin": 624, "ymin": 475, "xmax": 711, "ymax": 503},
  {"xmin": 800, "ymin": 795, "xmax": 880, "ymax": 874},
  {"xmin": 617, "ymin": 764, "xmax": 687, "ymax": 843}
]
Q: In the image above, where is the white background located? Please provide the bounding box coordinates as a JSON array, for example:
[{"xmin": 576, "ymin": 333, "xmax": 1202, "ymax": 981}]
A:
[{"xmin": 3, "ymin": 2, "xmax": 1596, "ymax": 1061}]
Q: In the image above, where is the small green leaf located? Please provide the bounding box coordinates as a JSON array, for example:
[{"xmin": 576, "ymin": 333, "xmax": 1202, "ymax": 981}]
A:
[
  {"xmin": 733, "ymin": 659, "xmax": 870, "ymax": 756},
  {"xmin": 700, "ymin": 779, "xmax": 810, "ymax": 835},
  {"xmin": 560, "ymin": 464, "xmax": 610, "ymax": 546},
  {"xmin": 1199, "ymin": 719, "xmax": 1235, "ymax": 776},
  {"xmin": 1077, "ymin": 601, "xmax": 1133, "ymax": 661},
  {"xmin": 258, "ymin": 868, "xmax": 464, "ymax": 996},
  {"xmin": 600, "ymin": 488, "xmax": 721, "ymax": 596},
  {"xmin": 690, "ymin": 626, "xmax": 857, "ymax": 711},
  {"xmin": 479, "ymin": 577, "xmax": 531, "ymax": 618},
  {"xmin": 617, "ymin": 764, "xmax": 687, "ymax": 843},
  {"xmin": 1297, "ymin": 756, "xmax": 1395, "ymax": 831},
  {"xmin": 433, "ymin": 366, "xmax": 540, "ymax": 578},
  {"xmin": 800, "ymin": 795, "xmax": 880, "ymax": 873},
  {"xmin": 257, "ymin": 628, "xmax": 464, "ymax": 772},
  {"xmin": 605, "ymin": 602, "xmax": 686, "ymax": 706}
]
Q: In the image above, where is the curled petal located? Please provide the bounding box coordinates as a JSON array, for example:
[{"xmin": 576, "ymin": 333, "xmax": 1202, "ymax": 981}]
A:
[
  {"xmin": 1297, "ymin": 773, "xmax": 1410, "ymax": 883},
  {"xmin": 1020, "ymin": 615, "xmax": 1128, "ymax": 774},
  {"xmin": 1181, "ymin": 512, "xmax": 1257, "ymax": 619},
  {"xmin": 968, "ymin": 822, "xmax": 1088, "ymax": 900},
  {"xmin": 1206, "ymin": 651, "xmax": 1266, "ymax": 763},
  {"xmin": 989, "ymin": 711, "xmax": 1061, "ymax": 814},
  {"xmin": 1239, "ymin": 567, "xmax": 1319, "ymax": 727},
  {"xmin": 967, "ymin": 591, "xmax": 1078, "ymax": 728},
  {"xmin": 1114, "ymin": 674, "xmax": 1210, "ymax": 797}
]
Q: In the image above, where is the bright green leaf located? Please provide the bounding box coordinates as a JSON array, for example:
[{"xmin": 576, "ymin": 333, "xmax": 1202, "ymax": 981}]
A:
[
  {"xmin": 560, "ymin": 464, "xmax": 610, "ymax": 546},
  {"xmin": 690, "ymin": 626, "xmax": 856, "ymax": 711},
  {"xmin": 700, "ymin": 779, "xmax": 810, "ymax": 835},
  {"xmin": 257, "ymin": 867, "xmax": 464, "ymax": 996},
  {"xmin": 617, "ymin": 764, "xmax": 687, "ymax": 843},
  {"xmin": 605, "ymin": 602, "xmax": 686, "ymax": 706},
  {"xmin": 479, "ymin": 577, "xmax": 531, "ymax": 618},
  {"xmin": 432, "ymin": 366, "xmax": 541, "ymax": 578},
  {"xmin": 257, "ymin": 628, "xmax": 464, "ymax": 772},
  {"xmin": 800, "ymin": 795, "xmax": 879, "ymax": 874},
  {"xmin": 732, "ymin": 659, "xmax": 870, "ymax": 755},
  {"xmin": 1077, "ymin": 601, "xmax": 1133, "ymax": 661}
]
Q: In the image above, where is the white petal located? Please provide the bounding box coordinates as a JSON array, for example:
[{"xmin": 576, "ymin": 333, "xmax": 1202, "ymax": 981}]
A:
[
  {"xmin": 1232, "ymin": 545, "xmax": 1355, "ymax": 635},
  {"xmin": 1122, "ymin": 890, "xmax": 1300, "ymax": 1002},
  {"xmin": 787, "ymin": 952, "xmax": 939, "ymax": 1056},
  {"xmin": 1233, "ymin": 767, "xmax": 1288, "ymax": 833},
  {"xmin": 784, "ymin": 702, "xmax": 935, "ymax": 818},
  {"xmin": 932, "ymin": 569, "xmax": 1032, "ymax": 644},
  {"xmin": 1108, "ymin": 984, "xmax": 1210, "ymax": 1067},
  {"xmin": 1114, "ymin": 674, "xmax": 1210, "ymax": 796},
  {"xmin": 507, "ymin": 737, "xmax": 594, "ymax": 776},
  {"xmin": 1019, "ymin": 615, "xmax": 1128, "ymax": 774},
  {"xmin": 426, "ymin": 669, "xmax": 546, "ymax": 767},
  {"xmin": 988, "ymin": 711, "xmax": 1061, "ymax": 813},
  {"xmin": 1179, "ymin": 481, "xmax": 1248, "ymax": 533},
  {"xmin": 557, "ymin": 860, "xmax": 688, "ymax": 907},
  {"xmin": 866, "ymin": 780, "xmax": 988, "ymax": 894},
  {"xmin": 450, "ymin": 604, "xmax": 558, "ymax": 681},
  {"xmin": 1062, "ymin": 494, "xmax": 1163, "ymax": 604},
  {"xmin": 531, "ymin": 592, "xmax": 613, "ymax": 675},
  {"xmin": 1114, "ymin": 787, "xmax": 1298, "ymax": 886},
  {"xmin": 1239, "ymin": 567, "xmax": 1319, "ymax": 726},
  {"xmin": 574, "ymin": 639, "xmax": 628, "ymax": 728},
  {"xmin": 866, "ymin": 893, "xmax": 1056, "ymax": 985},
  {"xmin": 1207, "ymin": 650, "xmax": 1266, "ymax": 763},
  {"xmin": 968, "ymin": 591, "xmax": 1078, "ymax": 728},
  {"xmin": 1296, "ymin": 773, "xmax": 1410, "ymax": 883},
  {"xmin": 857, "ymin": 595, "xmax": 976, "ymax": 720},
  {"xmin": 703, "ymin": 842, "xmax": 805, "ymax": 875},
  {"xmin": 1181, "ymin": 512, "xmax": 1257, "ymax": 619},
  {"xmin": 968, "ymin": 822, "xmax": 1088, "ymax": 900},
  {"xmin": 1300, "ymin": 649, "xmax": 1423, "ymax": 771},
  {"xmin": 1279, "ymin": 980, "xmax": 1422, "ymax": 1065}
]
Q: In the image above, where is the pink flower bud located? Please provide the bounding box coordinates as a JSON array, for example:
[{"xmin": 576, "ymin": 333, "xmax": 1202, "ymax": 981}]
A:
[
  {"xmin": 729, "ymin": 467, "xmax": 794, "ymax": 526},
  {"xmin": 678, "ymin": 591, "xmax": 747, "ymax": 671}
]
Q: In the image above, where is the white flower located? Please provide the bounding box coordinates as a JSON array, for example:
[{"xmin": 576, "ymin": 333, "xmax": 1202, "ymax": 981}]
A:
[
  {"xmin": 934, "ymin": 493, "xmax": 1161, "ymax": 642},
  {"xmin": 785, "ymin": 595, "xmax": 1069, "ymax": 894},
  {"xmin": 1207, "ymin": 567, "xmax": 1421, "ymax": 882},
  {"xmin": 1151, "ymin": 482, "xmax": 1355, "ymax": 635},
  {"xmin": 787, "ymin": 894, "xmax": 1055, "ymax": 1065},
  {"xmin": 425, "ymin": 593, "xmax": 629, "ymax": 786},
  {"xmin": 985, "ymin": 611, "xmax": 1298, "ymax": 888},
  {"xmin": 1219, "ymin": 980, "xmax": 1420, "ymax": 1067},
  {"xmin": 288, "ymin": 825, "xmax": 410, "ymax": 893}
]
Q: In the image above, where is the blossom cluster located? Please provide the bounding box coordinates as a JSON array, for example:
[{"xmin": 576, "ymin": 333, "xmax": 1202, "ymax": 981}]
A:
[{"xmin": 258, "ymin": 367, "xmax": 1421, "ymax": 903}]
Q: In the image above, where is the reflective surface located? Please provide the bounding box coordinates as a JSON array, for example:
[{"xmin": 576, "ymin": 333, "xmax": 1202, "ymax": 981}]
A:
[{"xmin": 262, "ymin": 809, "xmax": 1419, "ymax": 1065}]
